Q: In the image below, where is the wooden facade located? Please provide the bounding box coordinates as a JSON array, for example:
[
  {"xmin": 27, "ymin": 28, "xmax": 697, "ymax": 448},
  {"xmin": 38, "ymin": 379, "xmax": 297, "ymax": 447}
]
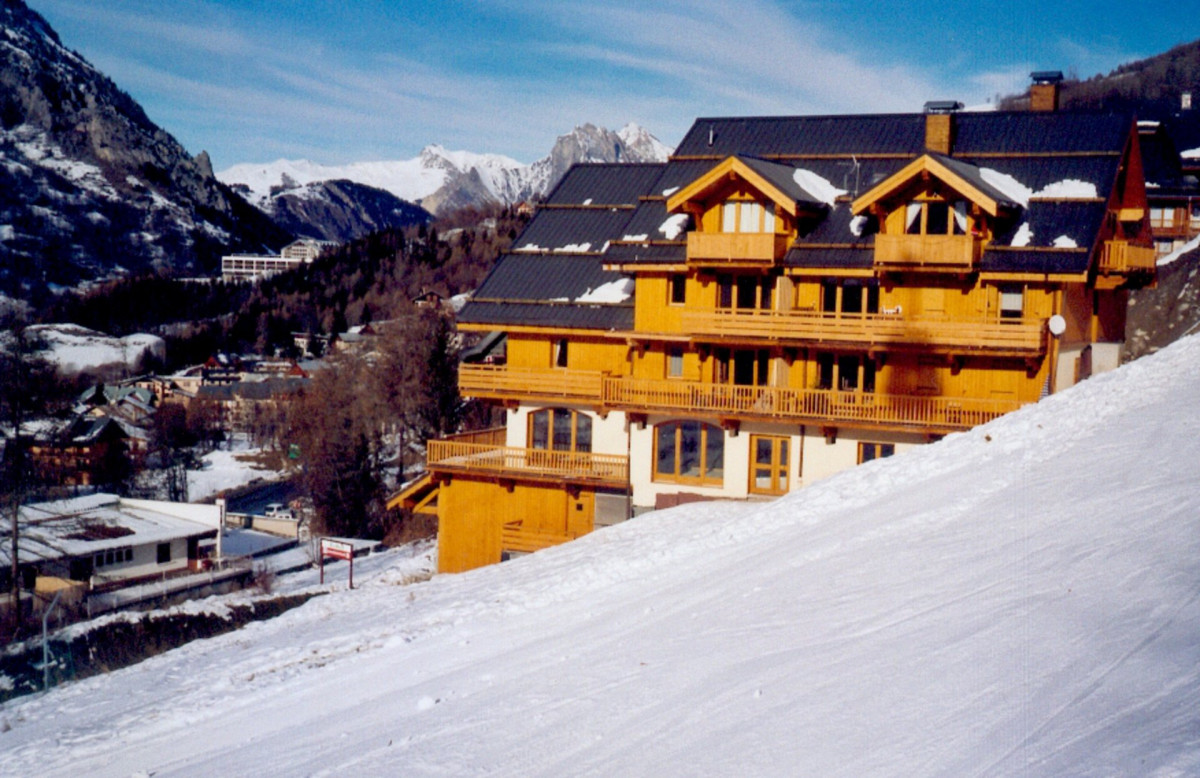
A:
[{"xmin": 402, "ymin": 105, "xmax": 1156, "ymax": 573}]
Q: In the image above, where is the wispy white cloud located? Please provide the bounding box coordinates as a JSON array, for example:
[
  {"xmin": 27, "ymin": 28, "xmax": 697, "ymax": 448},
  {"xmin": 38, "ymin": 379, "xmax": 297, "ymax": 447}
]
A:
[{"xmin": 30, "ymin": 0, "xmax": 1177, "ymax": 167}]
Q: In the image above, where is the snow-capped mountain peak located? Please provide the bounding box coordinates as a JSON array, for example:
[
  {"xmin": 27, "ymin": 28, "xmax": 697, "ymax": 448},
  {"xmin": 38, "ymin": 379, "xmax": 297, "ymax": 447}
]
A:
[{"xmin": 218, "ymin": 123, "xmax": 673, "ymax": 217}]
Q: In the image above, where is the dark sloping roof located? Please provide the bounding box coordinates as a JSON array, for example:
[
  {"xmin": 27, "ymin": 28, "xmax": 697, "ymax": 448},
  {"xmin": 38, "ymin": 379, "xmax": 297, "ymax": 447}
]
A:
[
  {"xmin": 989, "ymin": 200, "xmax": 1108, "ymax": 252},
  {"xmin": 928, "ymin": 153, "xmax": 1023, "ymax": 209},
  {"xmin": 980, "ymin": 248, "xmax": 1092, "ymax": 275},
  {"xmin": 675, "ymin": 114, "xmax": 926, "ymax": 157},
  {"xmin": 793, "ymin": 203, "xmax": 877, "ymax": 247},
  {"xmin": 604, "ymin": 243, "xmax": 686, "ymax": 264},
  {"xmin": 461, "ymin": 252, "xmax": 635, "ymax": 330},
  {"xmin": 473, "ymin": 254, "xmax": 626, "ymax": 302},
  {"xmin": 611, "ymin": 199, "xmax": 678, "ymax": 240},
  {"xmin": 738, "ymin": 156, "xmax": 830, "ymax": 206},
  {"xmin": 511, "ymin": 208, "xmax": 634, "ymax": 252},
  {"xmin": 784, "ymin": 245, "xmax": 875, "ymax": 270},
  {"xmin": 457, "ymin": 301, "xmax": 633, "ymax": 331},
  {"xmin": 952, "ymin": 111, "xmax": 1132, "ymax": 155},
  {"xmin": 545, "ymin": 163, "xmax": 666, "ymax": 206}
]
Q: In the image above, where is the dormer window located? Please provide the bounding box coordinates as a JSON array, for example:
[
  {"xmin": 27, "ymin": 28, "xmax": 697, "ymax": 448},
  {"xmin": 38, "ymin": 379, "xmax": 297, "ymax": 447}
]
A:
[
  {"xmin": 905, "ymin": 200, "xmax": 968, "ymax": 236},
  {"xmin": 722, "ymin": 200, "xmax": 776, "ymax": 233}
]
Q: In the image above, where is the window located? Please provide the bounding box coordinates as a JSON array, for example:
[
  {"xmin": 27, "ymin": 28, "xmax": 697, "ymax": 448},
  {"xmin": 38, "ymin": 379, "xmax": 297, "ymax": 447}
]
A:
[
  {"xmin": 554, "ymin": 338, "xmax": 568, "ymax": 368},
  {"xmin": 157, "ymin": 543, "xmax": 171, "ymax": 564},
  {"xmin": 749, "ymin": 435, "xmax": 790, "ymax": 495},
  {"xmin": 822, "ymin": 281, "xmax": 879, "ymax": 315},
  {"xmin": 721, "ymin": 274, "xmax": 774, "ymax": 310},
  {"xmin": 529, "ymin": 408, "xmax": 592, "ymax": 452},
  {"xmin": 998, "ymin": 284, "xmax": 1024, "ymax": 320},
  {"xmin": 667, "ymin": 347, "xmax": 684, "ymax": 378},
  {"xmin": 1149, "ymin": 207, "xmax": 1173, "ymax": 228},
  {"xmin": 717, "ymin": 348, "xmax": 769, "ymax": 387},
  {"xmin": 654, "ymin": 421, "xmax": 724, "ymax": 484},
  {"xmin": 816, "ymin": 353, "xmax": 874, "ymax": 392},
  {"xmin": 722, "ymin": 200, "xmax": 775, "ymax": 233},
  {"xmin": 669, "ymin": 274, "xmax": 686, "ymax": 305},
  {"xmin": 905, "ymin": 200, "xmax": 968, "ymax": 235},
  {"xmin": 858, "ymin": 442, "xmax": 895, "ymax": 463}
]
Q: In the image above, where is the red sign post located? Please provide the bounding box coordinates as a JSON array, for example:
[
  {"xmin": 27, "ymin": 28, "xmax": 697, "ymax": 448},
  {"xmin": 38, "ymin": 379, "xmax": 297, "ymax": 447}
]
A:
[{"xmin": 319, "ymin": 538, "xmax": 355, "ymax": 588}]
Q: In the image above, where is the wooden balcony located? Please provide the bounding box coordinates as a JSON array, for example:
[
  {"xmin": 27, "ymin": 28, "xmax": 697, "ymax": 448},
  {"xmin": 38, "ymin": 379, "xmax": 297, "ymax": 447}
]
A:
[
  {"xmin": 459, "ymin": 364, "xmax": 604, "ymax": 404},
  {"xmin": 440, "ymin": 426, "xmax": 507, "ymax": 446},
  {"xmin": 1099, "ymin": 240, "xmax": 1156, "ymax": 274},
  {"xmin": 602, "ymin": 378, "xmax": 1022, "ymax": 433},
  {"xmin": 686, "ymin": 232, "xmax": 789, "ymax": 265},
  {"xmin": 681, "ymin": 309, "xmax": 1047, "ymax": 357},
  {"xmin": 427, "ymin": 439, "xmax": 628, "ymax": 487},
  {"xmin": 873, "ymin": 234, "xmax": 981, "ymax": 270}
]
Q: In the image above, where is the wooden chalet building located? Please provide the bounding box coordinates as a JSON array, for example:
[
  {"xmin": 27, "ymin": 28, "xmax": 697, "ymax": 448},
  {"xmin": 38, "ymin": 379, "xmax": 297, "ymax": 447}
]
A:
[{"xmin": 394, "ymin": 99, "xmax": 1156, "ymax": 573}]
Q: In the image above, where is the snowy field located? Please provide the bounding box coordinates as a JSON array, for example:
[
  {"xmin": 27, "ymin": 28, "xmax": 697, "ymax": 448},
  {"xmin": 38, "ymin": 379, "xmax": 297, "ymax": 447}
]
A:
[
  {"xmin": 1, "ymin": 336, "xmax": 1199, "ymax": 776},
  {"xmin": 27, "ymin": 323, "xmax": 164, "ymax": 374},
  {"xmin": 187, "ymin": 442, "xmax": 286, "ymax": 503}
]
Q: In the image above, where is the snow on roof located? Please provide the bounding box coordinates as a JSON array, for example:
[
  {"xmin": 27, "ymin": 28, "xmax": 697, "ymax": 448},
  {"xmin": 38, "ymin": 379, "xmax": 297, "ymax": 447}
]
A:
[
  {"xmin": 792, "ymin": 167, "xmax": 846, "ymax": 207},
  {"xmin": 574, "ymin": 277, "xmax": 634, "ymax": 304},
  {"xmin": 6, "ymin": 495, "xmax": 219, "ymax": 564},
  {"xmin": 658, "ymin": 213, "xmax": 689, "ymax": 240},
  {"xmin": 1158, "ymin": 234, "xmax": 1200, "ymax": 267},
  {"xmin": 979, "ymin": 168, "xmax": 1033, "ymax": 208},
  {"xmin": 1033, "ymin": 179, "xmax": 1099, "ymax": 199}
]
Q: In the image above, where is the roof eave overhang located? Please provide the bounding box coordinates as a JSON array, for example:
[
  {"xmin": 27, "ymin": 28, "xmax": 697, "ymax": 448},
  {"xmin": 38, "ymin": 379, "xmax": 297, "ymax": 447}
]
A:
[
  {"xmin": 666, "ymin": 156, "xmax": 813, "ymax": 219},
  {"xmin": 851, "ymin": 154, "xmax": 1007, "ymax": 218}
]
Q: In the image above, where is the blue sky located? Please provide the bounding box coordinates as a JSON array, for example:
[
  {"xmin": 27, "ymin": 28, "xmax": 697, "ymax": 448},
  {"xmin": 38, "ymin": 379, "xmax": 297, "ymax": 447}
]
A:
[{"xmin": 31, "ymin": 0, "xmax": 1196, "ymax": 168}]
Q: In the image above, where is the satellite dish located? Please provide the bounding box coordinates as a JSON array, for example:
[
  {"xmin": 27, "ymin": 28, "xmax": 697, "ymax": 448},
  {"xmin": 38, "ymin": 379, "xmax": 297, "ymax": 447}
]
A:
[{"xmin": 1048, "ymin": 314, "xmax": 1066, "ymax": 336}]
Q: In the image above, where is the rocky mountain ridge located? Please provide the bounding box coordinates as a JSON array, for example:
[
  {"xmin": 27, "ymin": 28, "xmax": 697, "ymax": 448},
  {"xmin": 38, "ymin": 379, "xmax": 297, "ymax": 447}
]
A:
[
  {"xmin": 0, "ymin": 0, "xmax": 289, "ymax": 305},
  {"xmin": 241, "ymin": 178, "xmax": 433, "ymax": 242},
  {"xmin": 219, "ymin": 122, "xmax": 673, "ymax": 217}
]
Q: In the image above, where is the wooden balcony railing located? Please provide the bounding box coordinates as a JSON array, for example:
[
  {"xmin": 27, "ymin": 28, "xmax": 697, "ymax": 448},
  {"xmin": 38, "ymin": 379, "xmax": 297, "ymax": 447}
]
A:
[
  {"xmin": 1099, "ymin": 240, "xmax": 1156, "ymax": 273},
  {"xmin": 682, "ymin": 309, "xmax": 1047, "ymax": 355},
  {"xmin": 602, "ymin": 378, "xmax": 1022, "ymax": 432},
  {"xmin": 686, "ymin": 232, "xmax": 790, "ymax": 264},
  {"xmin": 459, "ymin": 365, "xmax": 605, "ymax": 403},
  {"xmin": 873, "ymin": 234, "xmax": 981, "ymax": 270},
  {"xmin": 427, "ymin": 440, "xmax": 628, "ymax": 486},
  {"xmin": 441, "ymin": 426, "xmax": 507, "ymax": 446}
]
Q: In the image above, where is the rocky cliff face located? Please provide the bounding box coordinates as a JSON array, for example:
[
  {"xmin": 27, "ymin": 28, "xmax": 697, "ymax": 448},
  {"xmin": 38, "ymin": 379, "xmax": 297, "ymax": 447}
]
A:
[
  {"xmin": 1125, "ymin": 247, "xmax": 1200, "ymax": 360},
  {"xmin": 0, "ymin": 0, "xmax": 290, "ymax": 304},
  {"xmin": 417, "ymin": 122, "xmax": 670, "ymax": 214}
]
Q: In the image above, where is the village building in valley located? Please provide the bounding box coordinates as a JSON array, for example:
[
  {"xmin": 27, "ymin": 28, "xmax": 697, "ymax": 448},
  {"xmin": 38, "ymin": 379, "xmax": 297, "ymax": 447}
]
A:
[{"xmin": 391, "ymin": 78, "xmax": 1156, "ymax": 573}]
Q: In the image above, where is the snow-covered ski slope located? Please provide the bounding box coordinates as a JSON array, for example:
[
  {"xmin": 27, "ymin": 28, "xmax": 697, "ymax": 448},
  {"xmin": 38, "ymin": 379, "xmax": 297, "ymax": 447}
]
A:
[{"xmin": 3, "ymin": 336, "xmax": 1200, "ymax": 776}]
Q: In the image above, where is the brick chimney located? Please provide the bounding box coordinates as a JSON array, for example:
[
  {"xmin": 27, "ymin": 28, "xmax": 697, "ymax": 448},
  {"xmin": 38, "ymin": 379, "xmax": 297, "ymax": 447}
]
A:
[
  {"xmin": 1030, "ymin": 71, "xmax": 1063, "ymax": 112},
  {"xmin": 923, "ymin": 101, "xmax": 962, "ymax": 155}
]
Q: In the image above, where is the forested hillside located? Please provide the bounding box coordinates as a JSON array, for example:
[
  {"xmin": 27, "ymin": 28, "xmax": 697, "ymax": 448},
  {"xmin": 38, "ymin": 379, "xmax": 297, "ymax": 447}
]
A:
[
  {"xmin": 36, "ymin": 205, "xmax": 527, "ymax": 368},
  {"xmin": 1000, "ymin": 38, "xmax": 1200, "ymax": 114}
]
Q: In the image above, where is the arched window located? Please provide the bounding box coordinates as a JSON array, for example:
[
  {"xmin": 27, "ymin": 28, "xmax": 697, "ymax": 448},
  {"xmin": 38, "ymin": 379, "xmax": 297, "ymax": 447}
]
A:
[
  {"xmin": 654, "ymin": 420, "xmax": 724, "ymax": 484},
  {"xmin": 529, "ymin": 408, "xmax": 592, "ymax": 452}
]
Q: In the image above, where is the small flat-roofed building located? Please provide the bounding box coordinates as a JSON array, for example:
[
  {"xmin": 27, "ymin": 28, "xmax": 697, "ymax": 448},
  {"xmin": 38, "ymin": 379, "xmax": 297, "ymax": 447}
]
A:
[{"xmin": 1, "ymin": 494, "xmax": 221, "ymax": 593}]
